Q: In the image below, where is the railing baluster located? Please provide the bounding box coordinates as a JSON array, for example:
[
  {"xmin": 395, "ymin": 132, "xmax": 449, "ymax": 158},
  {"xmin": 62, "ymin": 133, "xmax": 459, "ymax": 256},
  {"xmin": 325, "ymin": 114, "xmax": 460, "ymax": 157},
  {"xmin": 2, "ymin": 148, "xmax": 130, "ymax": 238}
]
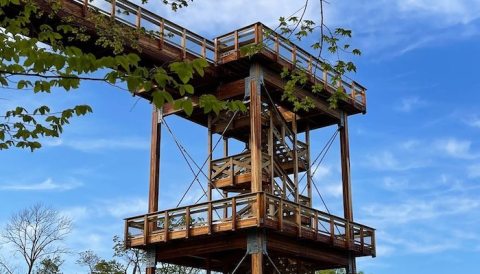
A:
[
  {"xmin": 82, "ymin": 0, "xmax": 88, "ymax": 16},
  {"xmin": 143, "ymin": 215, "xmax": 149, "ymax": 245},
  {"xmin": 159, "ymin": 18, "xmax": 165, "ymax": 49},
  {"xmin": 232, "ymin": 197, "xmax": 237, "ymax": 231},
  {"xmin": 351, "ymin": 81, "xmax": 356, "ymax": 102},
  {"xmin": 296, "ymin": 204, "xmax": 302, "ymax": 238},
  {"xmin": 257, "ymin": 192, "xmax": 262, "ymax": 227},
  {"xmin": 124, "ymin": 220, "xmax": 129, "ymax": 249},
  {"xmin": 181, "ymin": 28, "xmax": 187, "ymax": 59},
  {"xmin": 136, "ymin": 6, "xmax": 141, "ymax": 29},
  {"xmin": 360, "ymin": 226, "xmax": 364, "ymax": 253},
  {"xmin": 214, "ymin": 38, "xmax": 218, "ymax": 64},
  {"xmin": 330, "ymin": 216, "xmax": 334, "ymax": 245},
  {"xmin": 202, "ymin": 38, "xmax": 206, "ymax": 58},
  {"xmin": 234, "ymin": 30, "xmax": 239, "ymax": 59},
  {"xmin": 279, "ymin": 199, "xmax": 283, "ymax": 232},
  {"xmin": 208, "ymin": 202, "xmax": 213, "ymax": 235},
  {"xmin": 292, "ymin": 45, "xmax": 297, "ymax": 66},
  {"xmin": 185, "ymin": 207, "xmax": 190, "ymax": 239},
  {"xmin": 314, "ymin": 212, "xmax": 318, "ymax": 241},
  {"xmin": 164, "ymin": 211, "xmax": 168, "ymax": 242},
  {"xmin": 111, "ymin": 0, "xmax": 116, "ymax": 18},
  {"xmin": 274, "ymin": 34, "xmax": 279, "ymax": 61},
  {"xmin": 230, "ymin": 157, "xmax": 234, "ymax": 186}
]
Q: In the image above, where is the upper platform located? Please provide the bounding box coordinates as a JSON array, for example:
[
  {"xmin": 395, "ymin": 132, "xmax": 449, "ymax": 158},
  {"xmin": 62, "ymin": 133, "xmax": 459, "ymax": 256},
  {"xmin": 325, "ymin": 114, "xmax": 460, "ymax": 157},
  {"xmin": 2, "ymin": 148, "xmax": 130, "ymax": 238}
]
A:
[{"xmin": 29, "ymin": 0, "xmax": 367, "ymax": 133}]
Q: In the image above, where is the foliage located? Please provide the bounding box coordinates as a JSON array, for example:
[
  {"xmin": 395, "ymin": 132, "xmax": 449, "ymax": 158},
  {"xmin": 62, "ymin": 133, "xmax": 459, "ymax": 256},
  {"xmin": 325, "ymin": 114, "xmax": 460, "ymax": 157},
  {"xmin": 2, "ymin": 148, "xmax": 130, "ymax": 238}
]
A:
[
  {"xmin": 112, "ymin": 235, "xmax": 145, "ymax": 274},
  {"xmin": 0, "ymin": 204, "xmax": 71, "ymax": 274},
  {"xmin": 93, "ymin": 260, "xmax": 125, "ymax": 274},
  {"xmin": 77, "ymin": 250, "xmax": 100, "ymax": 274},
  {"xmin": 35, "ymin": 256, "xmax": 63, "ymax": 274},
  {"xmin": 0, "ymin": 0, "xmax": 244, "ymax": 151}
]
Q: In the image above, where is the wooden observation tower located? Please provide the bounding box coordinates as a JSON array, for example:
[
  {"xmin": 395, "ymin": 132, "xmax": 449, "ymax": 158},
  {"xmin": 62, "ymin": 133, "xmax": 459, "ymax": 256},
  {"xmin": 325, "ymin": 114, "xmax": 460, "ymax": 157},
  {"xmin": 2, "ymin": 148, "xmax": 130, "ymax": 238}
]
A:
[{"xmin": 23, "ymin": 0, "xmax": 376, "ymax": 273}]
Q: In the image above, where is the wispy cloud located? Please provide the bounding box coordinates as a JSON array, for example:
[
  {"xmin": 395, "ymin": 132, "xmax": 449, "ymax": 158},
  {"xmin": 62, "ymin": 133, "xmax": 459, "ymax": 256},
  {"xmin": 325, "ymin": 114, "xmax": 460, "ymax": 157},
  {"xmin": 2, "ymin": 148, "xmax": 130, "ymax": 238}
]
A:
[
  {"xmin": 0, "ymin": 178, "xmax": 82, "ymax": 191},
  {"xmin": 466, "ymin": 116, "xmax": 480, "ymax": 128},
  {"xmin": 364, "ymin": 151, "xmax": 425, "ymax": 171},
  {"xmin": 101, "ymin": 198, "xmax": 148, "ymax": 218},
  {"xmin": 45, "ymin": 137, "xmax": 149, "ymax": 152},
  {"xmin": 395, "ymin": 97, "xmax": 427, "ymax": 112},
  {"xmin": 362, "ymin": 197, "xmax": 480, "ymax": 225},
  {"xmin": 467, "ymin": 164, "xmax": 480, "ymax": 178},
  {"xmin": 434, "ymin": 138, "xmax": 476, "ymax": 159}
]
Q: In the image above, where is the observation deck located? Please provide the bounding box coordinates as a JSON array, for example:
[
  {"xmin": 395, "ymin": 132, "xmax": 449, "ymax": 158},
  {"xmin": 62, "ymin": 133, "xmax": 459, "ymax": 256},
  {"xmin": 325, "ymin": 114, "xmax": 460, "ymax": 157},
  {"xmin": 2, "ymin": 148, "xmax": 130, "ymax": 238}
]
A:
[{"xmin": 21, "ymin": 0, "xmax": 376, "ymax": 272}]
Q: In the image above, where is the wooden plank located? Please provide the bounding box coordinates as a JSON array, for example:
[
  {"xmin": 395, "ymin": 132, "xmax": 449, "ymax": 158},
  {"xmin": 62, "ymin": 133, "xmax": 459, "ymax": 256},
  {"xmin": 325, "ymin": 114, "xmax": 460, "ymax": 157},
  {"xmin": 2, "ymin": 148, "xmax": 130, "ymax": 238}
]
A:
[
  {"xmin": 232, "ymin": 197, "xmax": 237, "ymax": 231},
  {"xmin": 252, "ymin": 252, "xmax": 263, "ymax": 274}
]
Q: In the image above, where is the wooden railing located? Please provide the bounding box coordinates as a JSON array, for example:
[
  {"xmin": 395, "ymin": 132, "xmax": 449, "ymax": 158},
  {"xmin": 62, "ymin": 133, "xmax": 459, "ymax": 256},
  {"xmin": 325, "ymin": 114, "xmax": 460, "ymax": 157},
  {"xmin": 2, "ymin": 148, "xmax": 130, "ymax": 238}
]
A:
[
  {"xmin": 215, "ymin": 23, "xmax": 367, "ymax": 107},
  {"xmin": 63, "ymin": 1, "xmax": 365, "ymax": 108},
  {"xmin": 264, "ymin": 193, "xmax": 375, "ymax": 256},
  {"xmin": 210, "ymin": 151, "xmax": 252, "ymax": 183},
  {"xmin": 125, "ymin": 192, "xmax": 376, "ymax": 257},
  {"xmin": 70, "ymin": 0, "xmax": 216, "ymax": 62}
]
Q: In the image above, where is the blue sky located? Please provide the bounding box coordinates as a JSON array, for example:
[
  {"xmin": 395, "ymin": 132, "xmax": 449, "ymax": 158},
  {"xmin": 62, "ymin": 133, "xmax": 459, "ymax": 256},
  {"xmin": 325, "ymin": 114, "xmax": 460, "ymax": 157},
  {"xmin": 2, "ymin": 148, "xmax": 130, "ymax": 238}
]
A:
[{"xmin": 1, "ymin": 0, "xmax": 480, "ymax": 273}]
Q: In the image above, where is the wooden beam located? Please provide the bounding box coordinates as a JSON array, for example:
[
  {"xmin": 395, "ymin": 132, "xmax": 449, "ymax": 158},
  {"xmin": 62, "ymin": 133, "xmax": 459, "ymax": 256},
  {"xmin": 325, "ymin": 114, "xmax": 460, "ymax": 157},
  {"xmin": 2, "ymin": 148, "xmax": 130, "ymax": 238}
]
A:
[
  {"xmin": 306, "ymin": 125, "xmax": 312, "ymax": 206},
  {"xmin": 207, "ymin": 115, "xmax": 213, "ymax": 202},
  {"xmin": 249, "ymin": 64, "xmax": 262, "ymax": 193},
  {"xmin": 252, "ymin": 252, "xmax": 263, "ymax": 274},
  {"xmin": 292, "ymin": 114, "xmax": 299, "ymax": 203},
  {"xmin": 339, "ymin": 111, "xmax": 356, "ymax": 274},
  {"xmin": 147, "ymin": 108, "xmax": 161, "ymax": 274},
  {"xmin": 148, "ymin": 106, "xmax": 161, "ymax": 213},
  {"xmin": 263, "ymin": 69, "xmax": 341, "ymax": 120},
  {"xmin": 339, "ymin": 112, "xmax": 353, "ymax": 221}
]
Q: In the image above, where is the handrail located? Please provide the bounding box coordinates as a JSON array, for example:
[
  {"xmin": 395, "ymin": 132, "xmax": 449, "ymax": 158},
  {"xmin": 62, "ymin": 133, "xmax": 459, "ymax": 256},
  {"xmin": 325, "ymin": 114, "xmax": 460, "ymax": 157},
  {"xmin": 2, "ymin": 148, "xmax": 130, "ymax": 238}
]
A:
[
  {"xmin": 125, "ymin": 192, "xmax": 375, "ymax": 256},
  {"xmin": 70, "ymin": 0, "xmax": 216, "ymax": 62},
  {"xmin": 215, "ymin": 23, "xmax": 367, "ymax": 108}
]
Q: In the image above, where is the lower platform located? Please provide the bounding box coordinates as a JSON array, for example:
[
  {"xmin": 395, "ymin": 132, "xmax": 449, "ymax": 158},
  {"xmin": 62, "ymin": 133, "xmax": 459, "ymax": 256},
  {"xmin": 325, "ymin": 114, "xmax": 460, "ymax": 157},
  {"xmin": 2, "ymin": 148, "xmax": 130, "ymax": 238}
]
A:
[{"xmin": 124, "ymin": 192, "xmax": 375, "ymax": 272}]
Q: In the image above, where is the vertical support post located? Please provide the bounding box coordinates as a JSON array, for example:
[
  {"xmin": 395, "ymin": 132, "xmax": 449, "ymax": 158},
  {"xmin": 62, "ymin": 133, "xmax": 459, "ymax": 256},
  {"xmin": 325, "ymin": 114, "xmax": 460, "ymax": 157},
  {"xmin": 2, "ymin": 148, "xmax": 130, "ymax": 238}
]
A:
[
  {"xmin": 305, "ymin": 125, "xmax": 312, "ymax": 206},
  {"xmin": 268, "ymin": 114, "xmax": 274, "ymax": 194},
  {"xmin": 207, "ymin": 115, "xmax": 213, "ymax": 202},
  {"xmin": 339, "ymin": 111, "xmax": 356, "ymax": 274},
  {"xmin": 292, "ymin": 114, "xmax": 299, "ymax": 204},
  {"xmin": 181, "ymin": 28, "xmax": 187, "ymax": 59},
  {"xmin": 249, "ymin": 63, "xmax": 263, "ymax": 194},
  {"xmin": 223, "ymin": 137, "xmax": 229, "ymax": 218},
  {"xmin": 147, "ymin": 104, "xmax": 161, "ymax": 274},
  {"xmin": 340, "ymin": 111, "xmax": 353, "ymax": 221},
  {"xmin": 248, "ymin": 232, "xmax": 265, "ymax": 274},
  {"xmin": 148, "ymin": 106, "xmax": 161, "ymax": 213}
]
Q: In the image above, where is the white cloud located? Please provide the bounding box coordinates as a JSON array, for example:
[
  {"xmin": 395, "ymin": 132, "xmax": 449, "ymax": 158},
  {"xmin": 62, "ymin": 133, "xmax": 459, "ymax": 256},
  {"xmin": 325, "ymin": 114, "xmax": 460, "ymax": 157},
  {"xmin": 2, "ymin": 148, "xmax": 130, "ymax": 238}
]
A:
[
  {"xmin": 395, "ymin": 97, "xmax": 426, "ymax": 112},
  {"xmin": 323, "ymin": 182, "xmax": 343, "ymax": 198},
  {"xmin": 101, "ymin": 198, "xmax": 148, "ymax": 218},
  {"xmin": 45, "ymin": 137, "xmax": 149, "ymax": 152},
  {"xmin": 468, "ymin": 164, "xmax": 480, "ymax": 178},
  {"xmin": 435, "ymin": 138, "xmax": 476, "ymax": 159},
  {"xmin": 364, "ymin": 151, "xmax": 424, "ymax": 171},
  {"xmin": 312, "ymin": 165, "xmax": 331, "ymax": 180},
  {"xmin": 466, "ymin": 116, "xmax": 480, "ymax": 128},
  {"xmin": 0, "ymin": 178, "xmax": 82, "ymax": 191},
  {"xmin": 362, "ymin": 197, "xmax": 480, "ymax": 225}
]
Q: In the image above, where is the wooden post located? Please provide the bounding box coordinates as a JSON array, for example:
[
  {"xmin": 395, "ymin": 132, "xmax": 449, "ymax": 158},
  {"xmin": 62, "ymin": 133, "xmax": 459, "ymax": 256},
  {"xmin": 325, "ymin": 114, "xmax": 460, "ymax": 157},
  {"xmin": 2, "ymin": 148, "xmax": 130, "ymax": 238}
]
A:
[
  {"xmin": 340, "ymin": 112, "xmax": 353, "ymax": 221},
  {"xmin": 111, "ymin": 0, "xmax": 116, "ymax": 18},
  {"xmin": 146, "ymin": 107, "xmax": 161, "ymax": 274},
  {"xmin": 306, "ymin": 125, "xmax": 312, "ymax": 206},
  {"xmin": 292, "ymin": 114, "xmax": 299, "ymax": 204},
  {"xmin": 252, "ymin": 252, "xmax": 263, "ymax": 274},
  {"xmin": 207, "ymin": 115, "xmax": 213, "ymax": 202},
  {"xmin": 340, "ymin": 111, "xmax": 356, "ymax": 273},
  {"xmin": 148, "ymin": 107, "xmax": 161, "ymax": 213},
  {"xmin": 268, "ymin": 114, "xmax": 274, "ymax": 194},
  {"xmin": 249, "ymin": 63, "xmax": 262, "ymax": 194}
]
